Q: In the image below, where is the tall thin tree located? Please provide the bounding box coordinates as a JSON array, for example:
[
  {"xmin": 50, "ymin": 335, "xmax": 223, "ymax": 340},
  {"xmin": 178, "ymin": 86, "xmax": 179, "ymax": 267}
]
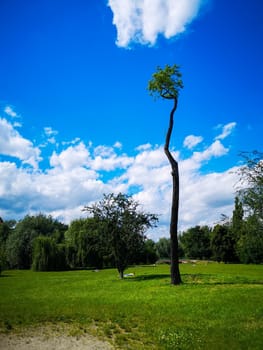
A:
[{"xmin": 148, "ymin": 64, "xmax": 183, "ymax": 285}]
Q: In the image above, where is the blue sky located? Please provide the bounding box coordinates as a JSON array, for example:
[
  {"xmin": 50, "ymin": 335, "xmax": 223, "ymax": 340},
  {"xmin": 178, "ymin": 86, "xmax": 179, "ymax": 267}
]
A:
[{"xmin": 0, "ymin": 0, "xmax": 262, "ymax": 239}]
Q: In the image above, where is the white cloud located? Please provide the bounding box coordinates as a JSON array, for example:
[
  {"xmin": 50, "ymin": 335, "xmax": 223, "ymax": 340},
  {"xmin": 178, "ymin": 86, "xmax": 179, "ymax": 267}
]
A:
[
  {"xmin": 179, "ymin": 166, "xmax": 238, "ymax": 232},
  {"xmin": 113, "ymin": 141, "xmax": 122, "ymax": 149},
  {"xmin": 183, "ymin": 134, "xmax": 203, "ymax": 149},
  {"xmin": 4, "ymin": 106, "xmax": 18, "ymax": 118},
  {"xmin": 136, "ymin": 143, "xmax": 152, "ymax": 151},
  {"xmin": 180, "ymin": 140, "xmax": 228, "ymax": 174},
  {"xmin": 0, "ymin": 121, "xmax": 240, "ymax": 239},
  {"xmin": 62, "ymin": 137, "xmax": 81, "ymax": 146},
  {"xmin": 44, "ymin": 126, "xmax": 58, "ymax": 137},
  {"xmin": 0, "ymin": 118, "xmax": 41, "ymax": 168},
  {"xmin": 42, "ymin": 127, "xmax": 59, "ymax": 145},
  {"xmin": 215, "ymin": 122, "xmax": 236, "ymax": 140},
  {"xmin": 192, "ymin": 140, "xmax": 228, "ymax": 162},
  {"xmin": 94, "ymin": 145, "xmax": 115, "ymax": 157},
  {"xmin": 108, "ymin": 0, "xmax": 203, "ymax": 47},
  {"xmin": 50, "ymin": 142, "xmax": 90, "ymax": 170},
  {"xmin": 92, "ymin": 154, "xmax": 133, "ymax": 171}
]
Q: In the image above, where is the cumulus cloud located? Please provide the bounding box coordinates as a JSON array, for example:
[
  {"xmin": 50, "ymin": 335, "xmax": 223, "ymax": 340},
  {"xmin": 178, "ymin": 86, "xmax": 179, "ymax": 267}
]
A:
[
  {"xmin": 108, "ymin": 0, "xmax": 204, "ymax": 47},
  {"xmin": 179, "ymin": 165, "xmax": 237, "ymax": 232},
  {"xmin": 215, "ymin": 122, "xmax": 237, "ymax": 140},
  {"xmin": 0, "ymin": 120, "xmax": 240, "ymax": 239},
  {"xmin": 92, "ymin": 144, "xmax": 133, "ymax": 171},
  {"xmin": 4, "ymin": 106, "xmax": 18, "ymax": 118},
  {"xmin": 113, "ymin": 141, "xmax": 122, "ymax": 149},
  {"xmin": 0, "ymin": 118, "xmax": 41, "ymax": 168},
  {"xmin": 44, "ymin": 127, "xmax": 58, "ymax": 137},
  {"xmin": 50, "ymin": 142, "xmax": 91, "ymax": 170},
  {"xmin": 43, "ymin": 126, "xmax": 58, "ymax": 145},
  {"xmin": 183, "ymin": 134, "xmax": 203, "ymax": 149},
  {"xmin": 136, "ymin": 143, "xmax": 152, "ymax": 151}
]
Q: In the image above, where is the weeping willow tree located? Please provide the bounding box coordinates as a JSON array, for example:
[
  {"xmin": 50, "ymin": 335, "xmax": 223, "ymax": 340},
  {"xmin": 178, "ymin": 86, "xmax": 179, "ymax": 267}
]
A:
[{"xmin": 148, "ymin": 64, "xmax": 183, "ymax": 285}]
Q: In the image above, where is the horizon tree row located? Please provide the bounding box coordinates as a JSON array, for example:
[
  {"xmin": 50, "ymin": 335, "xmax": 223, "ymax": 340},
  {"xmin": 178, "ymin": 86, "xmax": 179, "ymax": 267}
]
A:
[
  {"xmin": 1, "ymin": 198, "xmax": 262, "ymax": 275},
  {"xmin": 1, "ymin": 150, "xmax": 262, "ymax": 274},
  {"xmin": 0, "ymin": 194, "xmax": 159, "ymax": 277}
]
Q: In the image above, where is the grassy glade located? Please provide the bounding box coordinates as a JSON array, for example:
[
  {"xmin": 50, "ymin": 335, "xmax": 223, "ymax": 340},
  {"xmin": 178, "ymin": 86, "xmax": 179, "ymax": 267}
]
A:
[{"xmin": 0, "ymin": 263, "xmax": 263, "ymax": 349}]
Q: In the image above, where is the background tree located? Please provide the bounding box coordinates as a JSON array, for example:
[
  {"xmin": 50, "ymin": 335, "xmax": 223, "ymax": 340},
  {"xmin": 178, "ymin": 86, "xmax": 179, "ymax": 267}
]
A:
[
  {"xmin": 211, "ymin": 224, "xmax": 237, "ymax": 263},
  {"xmin": 6, "ymin": 214, "xmax": 68, "ymax": 269},
  {"xmin": 139, "ymin": 239, "xmax": 159, "ymax": 265},
  {"xmin": 0, "ymin": 218, "xmax": 12, "ymax": 271},
  {"xmin": 148, "ymin": 64, "xmax": 183, "ymax": 284},
  {"xmin": 232, "ymin": 197, "xmax": 244, "ymax": 239},
  {"xmin": 235, "ymin": 151, "xmax": 263, "ymax": 263},
  {"xmin": 65, "ymin": 218, "xmax": 104, "ymax": 269},
  {"xmin": 155, "ymin": 237, "xmax": 171, "ymax": 260},
  {"xmin": 180, "ymin": 226, "xmax": 211, "ymax": 260},
  {"xmin": 237, "ymin": 151, "xmax": 263, "ymax": 220},
  {"xmin": 32, "ymin": 236, "xmax": 57, "ymax": 271},
  {"xmin": 32, "ymin": 236, "xmax": 68, "ymax": 271},
  {"xmin": 83, "ymin": 193, "xmax": 158, "ymax": 279},
  {"xmin": 236, "ymin": 215, "xmax": 263, "ymax": 264}
]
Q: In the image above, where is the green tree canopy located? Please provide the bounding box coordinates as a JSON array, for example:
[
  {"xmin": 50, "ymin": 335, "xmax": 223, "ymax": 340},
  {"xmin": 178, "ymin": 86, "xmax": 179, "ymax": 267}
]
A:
[
  {"xmin": 0, "ymin": 219, "xmax": 12, "ymax": 272},
  {"xmin": 180, "ymin": 226, "xmax": 211, "ymax": 260},
  {"xmin": 6, "ymin": 214, "xmax": 68, "ymax": 269},
  {"xmin": 155, "ymin": 237, "xmax": 171, "ymax": 259},
  {"xmin": 148, "ymin": 64, "xmax": 183, "ymax": 100},
  {"xmin": 83, "ymin": 193, "xmax": 158, "ymax": 278},
  {"xmin": 32, "ymin": 236, "xmax": 68, "ymax": 271},
  {"xmin": 237, "ymin": 215, "xmax": 263, "ymax": 264},
  {"xmin": 232, "ymin": 196, "xmax": 244, "ymax": 239},
  {"xmin": 237, "ymin": 151, "xmax": 263, "ymax": 220},
  {"xmin": 65, "ymin": 218, "xmax": 105, "ymax": 269},
  {"xmin": 211, "ymin": 224, "xmax": 237, "ymax": 263}
]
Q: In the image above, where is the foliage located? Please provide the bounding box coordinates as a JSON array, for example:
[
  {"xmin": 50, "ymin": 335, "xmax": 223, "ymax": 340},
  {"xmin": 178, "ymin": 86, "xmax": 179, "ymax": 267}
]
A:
[
  {"xmin": 232, "ymin": 196, "xmax": 244, "ymax": 240},
  {"xmin": 0, "ymin": 264, "xmax": 263, "ymax": 349},
  {"xmin": 65, "ymin": 218, "xmax": 105, "ymax": 269},
  {"xmin": 211, "ymin": 224, "xmax": 237, "ymax": 263},
  {"xmin": 6, "ymin": 214, "xmax": 68, "ymax": 269},
  {"xmin": 155, "ymin": 237, "xmax": 171, "ymax": 259},
  {"xmin": 237, "ymin": 215, "xmax": 263, "ymax": 264},
  {"xmin": 234, "ymin": 151, "xmax": 263, "ymax": 263},
  {"xmin": 148, "ymin": 64, "xmax": 183, "ymax": 100},
  {"xmin": 32, "ymin": 236, "xmax": 57, "ymax": 271},
  {"xmin": 140, "ymin": 239, "xmax": 159, "ymax": 264},
  {"xmin": 180, "ymin": 226, "xmax": 211, "ymax": 260},
  {"xmin": 237, "ymin": 151, "xmax": 263, "ymax": 219},
  {"xmin": 32, "ymin": 236, "xmax": 68, "ymax": 271},
  {"xmin": 0, "ymin": 218, "xmax": 12, "ymax": 270},
  {"xmin": 83, "ymin": 193, "xmax": 158, "ymax": 278}
]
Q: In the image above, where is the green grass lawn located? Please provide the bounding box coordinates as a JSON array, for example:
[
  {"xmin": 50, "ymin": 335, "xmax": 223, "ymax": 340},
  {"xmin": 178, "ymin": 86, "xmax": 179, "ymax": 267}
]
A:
[{"xmin": 0, "ymin": 263, "xmax": 263, "ymax": 349}]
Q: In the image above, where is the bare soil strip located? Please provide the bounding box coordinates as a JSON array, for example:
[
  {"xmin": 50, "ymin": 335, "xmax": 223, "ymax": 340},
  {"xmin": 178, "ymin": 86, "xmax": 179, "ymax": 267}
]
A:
[{"xmin": 0, "ymin": 325, "xmax": 114, "ymax": 350}]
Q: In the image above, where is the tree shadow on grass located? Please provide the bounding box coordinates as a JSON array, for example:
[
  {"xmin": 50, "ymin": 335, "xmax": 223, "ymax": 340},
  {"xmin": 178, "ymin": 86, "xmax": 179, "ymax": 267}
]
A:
[
  {"xmin": 0, "ymin": 274, "xmax": 12, "ymax": 278},
  {"xmin": 126, "ymin": 274, "xmax": 170, "ymax": 282},
  {"xmin": 126, "ymin": 273, "xmax": 263, "ymax": 285}
]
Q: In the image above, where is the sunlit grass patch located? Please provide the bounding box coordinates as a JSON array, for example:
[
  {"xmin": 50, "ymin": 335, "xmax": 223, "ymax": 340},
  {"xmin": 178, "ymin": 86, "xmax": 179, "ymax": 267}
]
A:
[{"xmin": 0, "ymin": 263, "xmax": 262, "ymax": 349}]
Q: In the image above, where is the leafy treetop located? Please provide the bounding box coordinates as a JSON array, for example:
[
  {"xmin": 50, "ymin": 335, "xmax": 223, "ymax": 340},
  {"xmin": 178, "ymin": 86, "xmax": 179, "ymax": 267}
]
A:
[{"xmin": 147, "ymin": 64, "xmax": 183, "ymax": 100}]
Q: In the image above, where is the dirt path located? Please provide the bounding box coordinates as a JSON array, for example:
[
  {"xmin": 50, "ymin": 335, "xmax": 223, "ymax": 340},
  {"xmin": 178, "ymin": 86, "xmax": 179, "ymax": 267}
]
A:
[{"xmin": 0, "ymin": 326, "xmax": 114, "ymax": 350}]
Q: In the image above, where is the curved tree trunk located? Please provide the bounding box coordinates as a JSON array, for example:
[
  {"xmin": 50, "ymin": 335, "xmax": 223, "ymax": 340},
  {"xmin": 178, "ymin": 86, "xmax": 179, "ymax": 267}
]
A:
[{"xmin": 164, "ymin": 98, "xmax": 182, "ymax": 285}]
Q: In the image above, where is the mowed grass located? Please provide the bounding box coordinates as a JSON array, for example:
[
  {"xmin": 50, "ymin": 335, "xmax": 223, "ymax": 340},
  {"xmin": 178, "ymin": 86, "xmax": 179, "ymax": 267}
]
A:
[{"xmin": 0, "ymin": 263, "xmax": 263, "ymax": 349}]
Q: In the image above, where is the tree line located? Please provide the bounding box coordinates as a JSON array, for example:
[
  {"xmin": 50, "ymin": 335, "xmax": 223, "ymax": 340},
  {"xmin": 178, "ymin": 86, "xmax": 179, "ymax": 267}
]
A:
[
  {"xmin": 178, "ymin": 151, "xmax": 263, "ymax": 264},
  {"xmin": 0, "ymin": 151, "xmax": 262, "ymax": 276},
  {"xmin": 0, "ymin": 197, "xmax": 262, "ymax": 275},
  {"xmin": 0, "ymin": 194, "xmax": 158, "ymax": 278}
]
